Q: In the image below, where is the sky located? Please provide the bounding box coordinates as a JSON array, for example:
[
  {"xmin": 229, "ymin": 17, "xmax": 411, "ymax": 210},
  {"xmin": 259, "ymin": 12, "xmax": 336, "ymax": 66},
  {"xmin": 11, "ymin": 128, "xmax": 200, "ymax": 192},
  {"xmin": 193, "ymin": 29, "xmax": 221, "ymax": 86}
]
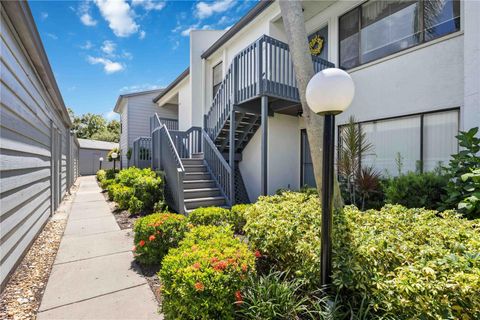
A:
[{"xmin": 29, "ymin": 0, "xmax": 258, "ymax": 120}]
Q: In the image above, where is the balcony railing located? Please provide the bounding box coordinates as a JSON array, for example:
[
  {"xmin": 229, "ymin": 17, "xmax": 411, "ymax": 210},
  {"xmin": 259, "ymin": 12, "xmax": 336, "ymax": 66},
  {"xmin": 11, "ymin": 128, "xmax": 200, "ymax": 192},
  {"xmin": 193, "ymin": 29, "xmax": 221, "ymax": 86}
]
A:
[
  {"xmin": 132, "ymin": 136, "xmax": 151, "ymax": 168},
  {"xmin": 150, "ymin": 114, "xmax": 179, "ymax": 133},
  {"xmin": 205, "ymin": 34, "xmax": 335, "ymax": 141}
]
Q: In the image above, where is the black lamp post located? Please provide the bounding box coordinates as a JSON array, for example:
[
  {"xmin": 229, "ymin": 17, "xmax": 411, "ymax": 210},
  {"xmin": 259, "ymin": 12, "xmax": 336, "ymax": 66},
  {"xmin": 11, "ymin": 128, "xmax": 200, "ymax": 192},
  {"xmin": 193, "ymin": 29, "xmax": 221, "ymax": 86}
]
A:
[
  {"xmin": 306, "ymin": 68, "xmax": 355, "ymax": 288},
  {"xmin": 99, "ymin": 157, "xmax": 104, "ymax": 170}
]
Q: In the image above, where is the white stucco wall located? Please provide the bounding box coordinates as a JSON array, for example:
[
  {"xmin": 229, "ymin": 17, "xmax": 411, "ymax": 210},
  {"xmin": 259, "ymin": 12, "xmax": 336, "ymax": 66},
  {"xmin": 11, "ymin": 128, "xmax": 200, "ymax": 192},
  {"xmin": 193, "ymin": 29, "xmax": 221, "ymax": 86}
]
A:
[
  {"xmin": 177, "ymin": 78, "xmax": 192, "ymax": 131},
  {"xmin": 190, "ymin": 30, "xmax": 225, "ymax": 128},
  {"xmin": 240, "ymin": 113, "xmax": 301, "ymax": 201},
  {"xmin": 336, "ymin": 34, "xmax": 465, "ymax": 125},
  {"xmin": 463, "ymin": 0, "xmax": 480, "ymax": 132}
]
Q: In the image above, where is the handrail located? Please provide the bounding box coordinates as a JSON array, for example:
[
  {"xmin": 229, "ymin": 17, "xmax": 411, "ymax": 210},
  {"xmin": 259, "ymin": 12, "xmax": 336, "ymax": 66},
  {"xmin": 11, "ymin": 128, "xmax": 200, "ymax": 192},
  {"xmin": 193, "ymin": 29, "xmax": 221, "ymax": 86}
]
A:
[
  {"xmin": 202, "ymin": 129, "xmax": 232, "ymax": 205},
  {"xmin": 169, "ymin": 126, "xmax": 202, "ymax": 159},
  {"xmin": 204, "ymin": 34, "xmax": 335, "ymax": 142},
  {"xmin": 158, "ymin": 125, "xmax": 185, "ymax": 214}
]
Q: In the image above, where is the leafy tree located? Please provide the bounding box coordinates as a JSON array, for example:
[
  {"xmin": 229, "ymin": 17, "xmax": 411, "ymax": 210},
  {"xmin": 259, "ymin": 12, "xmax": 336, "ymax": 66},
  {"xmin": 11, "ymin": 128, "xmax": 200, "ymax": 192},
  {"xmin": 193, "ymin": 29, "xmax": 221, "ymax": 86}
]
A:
[{"xmin": 69, "ymin": 109, "xmax": 120, "ymax": 142}]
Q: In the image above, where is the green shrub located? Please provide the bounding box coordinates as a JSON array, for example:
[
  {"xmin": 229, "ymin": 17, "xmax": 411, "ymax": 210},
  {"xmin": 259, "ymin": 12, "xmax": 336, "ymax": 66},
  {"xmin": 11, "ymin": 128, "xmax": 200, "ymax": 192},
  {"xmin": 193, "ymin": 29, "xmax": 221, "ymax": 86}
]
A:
[
  {"xmin": 159, "ymin": 225, "xmax": 255, "ymax": 319},
  {"xmin": 442, "ymin": 127, "xmax": 480, "ymax": 218},
  {"xmin": 334, "ymin": 205, "xmax": 480, "ymax": 319},
  {"xmin": 101, "ymin": 178, "xmax": 115, "ymax": 191},
  {"xmin": 133, "ymin": 213, "xmax": 188, "ymax": 265},
  {"xmin": 237, "ymin": 271, "xmax": 339, "ymax": 320},
  {"xmin": 188, "ymin": 206, "xmax": 231, "ymax": 227},
  {"xmin": 243, "ymin": 192, "xmax": 321, "ymax": 287},
  {"xmin": 102, "ymin": 167, "xmax": 164, "ymax": 214},
  {"xmin": 230, "ymin": 204, "xmax": 250, "ymax": 234},
  {"xmin": 244, "ymin": 192, "xmax": 480, "ymax": 318},
  {"xmin": 96, "ymin": 169, "xmax": 106, "ymax": 182},
  {"xmin": 458, "ymin": 168, "xmax": 480, "ymax": 215},
  {"xmin": 384, "ymin": 171, "xmax": 448, "ymax": 210},
  {"xmin": 112, "ymin": 185, "xmax": 134, "ymax": 210},
  {"xmin": 105, "ymin": 168, "xmax": 117, "ymax": 180}
]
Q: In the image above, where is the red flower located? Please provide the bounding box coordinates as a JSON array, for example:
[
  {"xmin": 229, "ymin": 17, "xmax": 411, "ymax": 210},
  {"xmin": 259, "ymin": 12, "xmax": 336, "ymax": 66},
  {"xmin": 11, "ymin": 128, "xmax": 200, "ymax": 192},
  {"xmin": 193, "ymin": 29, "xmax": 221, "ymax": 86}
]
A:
[
  {"xmin": 210, "ymin": 257, "xmax": 219, "ymax": 263},
  {"xmin": 149, "ymin": 235, "xmax": 156, "ymax": 241},
  {"xmin": 139, "ymin": 240, "xmax": 146, "ymax": 247},
  {"xmin": 213, "ymin": 260, "xmax": 228, "ymax": 271},
  {"xmin": 132, "ymin": 245, "xmax": 136, "ymax": 252},
  {"xmin": 156, "ymin": 230, "xmax": 161, "ymax": 235},
  {"xmin": 192, "ymin": 262, "xmax": 201, "ymax": 270},
  {"xmin": 234, "ymin": 291, "xmax": 243, "ymax": 304},
  {"xmin": 194, "ymin": 282, "xmax": 205, "ymax": 292},
  {"xmin": 254, "ymin": 250, "xmax": 262, "ymax": 258},
  {"xmin": 241, "ymin": 264, "xmax": 248, "ymax": 272}
]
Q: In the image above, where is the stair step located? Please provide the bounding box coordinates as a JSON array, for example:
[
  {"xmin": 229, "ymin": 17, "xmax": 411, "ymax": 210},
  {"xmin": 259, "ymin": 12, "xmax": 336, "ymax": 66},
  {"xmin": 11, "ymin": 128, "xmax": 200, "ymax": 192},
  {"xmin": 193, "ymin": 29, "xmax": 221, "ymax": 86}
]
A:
[
  {"xmin": 192, "ymin": 153, "xmax": 204, "ymax": 159},
  {"xmin": 183, "ymin": 180, "xmax": 217, "ymax": 189},
  {"xmin": 184, "ymin": 165, "xmax": 207, "ymax": 173},
  {"xmin": 184, "ymin": 188, "xmax": 221, "ymax": 199},
  {"xmin": 182, "ymin": 158, "xmax": 204, "ymax": 165},
  {"xmin": 184, "ymin": 172, "xmax": 211, "ymax": 181},
  {"xmin": 184, "ymin": 196, "xmax": 226, "ymax": 210}
]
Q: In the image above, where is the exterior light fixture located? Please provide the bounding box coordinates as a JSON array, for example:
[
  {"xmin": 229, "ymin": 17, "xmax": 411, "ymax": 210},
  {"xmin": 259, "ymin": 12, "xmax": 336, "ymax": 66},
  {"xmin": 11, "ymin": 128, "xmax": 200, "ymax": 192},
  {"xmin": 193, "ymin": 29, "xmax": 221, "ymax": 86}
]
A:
[
  {"xmin": 306, "ymin": 68, "xmax": 355, "ymax": 289},
  {"xmin": 99, "ymin": 157, "xmax": 104, "ymax": 170},
  {"xmin": 111, "ymin": 152, "xmax": 118, "ymax": 171}
]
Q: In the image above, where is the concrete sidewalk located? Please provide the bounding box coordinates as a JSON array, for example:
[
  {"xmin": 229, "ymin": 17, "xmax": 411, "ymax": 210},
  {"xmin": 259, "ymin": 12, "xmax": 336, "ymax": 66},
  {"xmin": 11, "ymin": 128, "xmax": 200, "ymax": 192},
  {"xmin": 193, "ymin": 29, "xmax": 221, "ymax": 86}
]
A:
[{"xmin": 38, "ymin": 176, "xmax": 162, "ymax": 320}]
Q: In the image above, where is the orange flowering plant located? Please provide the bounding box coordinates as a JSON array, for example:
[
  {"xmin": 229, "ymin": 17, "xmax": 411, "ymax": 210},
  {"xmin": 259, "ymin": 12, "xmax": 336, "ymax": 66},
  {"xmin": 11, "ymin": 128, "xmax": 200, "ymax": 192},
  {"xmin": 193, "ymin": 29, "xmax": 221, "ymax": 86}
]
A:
[
  {"xmin": 159, "ymin": 225, "xmax": 255, "ymax": 319},
  {"xmin": 133, "ymin": 213, "xmax": 188, "ymax": 265}
]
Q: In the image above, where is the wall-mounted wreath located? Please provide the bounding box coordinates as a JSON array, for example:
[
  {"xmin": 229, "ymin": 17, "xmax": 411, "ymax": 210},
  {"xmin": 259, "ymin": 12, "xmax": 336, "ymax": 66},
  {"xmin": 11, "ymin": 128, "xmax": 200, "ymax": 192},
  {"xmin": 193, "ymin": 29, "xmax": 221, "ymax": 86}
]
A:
[{"xmin": 309, "ymin": 34, "xmax": 324, "ymax": 56}]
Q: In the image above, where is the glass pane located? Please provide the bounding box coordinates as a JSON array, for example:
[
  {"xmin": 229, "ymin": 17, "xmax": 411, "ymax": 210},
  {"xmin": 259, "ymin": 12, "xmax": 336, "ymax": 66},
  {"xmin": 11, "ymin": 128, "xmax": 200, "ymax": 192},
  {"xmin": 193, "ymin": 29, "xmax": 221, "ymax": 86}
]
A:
[
  {"xmin": 301, "ymin": 131, "xmax": 316, "ymax": 188},
  {"xmin": 362, "ymin": 116, "xmax": 421, "ymax": 176},
  {"xmin": 212, "ymin": 62, "xmax": 223, "ymax": 86},
  {"xmin": 360, "ymin": 0, "xmax": 420, "ymax": 64},
  {"xmin": 308, "ymin": 25, "xmax": 328, "ymax": 60},
  {"xmin": 423, "ymin": 110, "xmax": 458, "ymax": 171},
  {"xmin": 424, "ymin": 0, "xmax": 460, "ymax": 41},
  {"xmin": 339, "ymin": 8, "xmax": 360, "ymax": 69}
]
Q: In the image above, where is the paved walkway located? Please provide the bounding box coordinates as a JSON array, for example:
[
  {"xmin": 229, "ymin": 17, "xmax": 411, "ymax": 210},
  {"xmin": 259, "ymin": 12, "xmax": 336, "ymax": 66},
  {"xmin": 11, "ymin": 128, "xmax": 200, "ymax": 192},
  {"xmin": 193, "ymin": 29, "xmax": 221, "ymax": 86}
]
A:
[{"xmin": 38, "ymin": 176, "xmax": 162, "ymax": 320}]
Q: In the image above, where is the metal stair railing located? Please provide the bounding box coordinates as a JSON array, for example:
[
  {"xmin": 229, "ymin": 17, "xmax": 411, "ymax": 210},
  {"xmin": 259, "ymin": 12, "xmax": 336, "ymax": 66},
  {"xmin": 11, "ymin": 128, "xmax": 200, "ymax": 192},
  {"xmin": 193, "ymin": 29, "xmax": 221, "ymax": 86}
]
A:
[
  {"xmin": 132, "ymin": 136, "xmax": 151, "ymax": 168},
  {"xmin": 202, "ymin": 129, "xmax": 233, "ymax": 205},
  {"xmin": 204, "ymin": 34, "xmax": 335, "ymax": 142},
  {"xmin": 156, "ymin": 125, "xmax": 186, "ymax": 214},
  {"xmin": 169, "ymin": 127, "xmax": 202, "ymax": 159}
]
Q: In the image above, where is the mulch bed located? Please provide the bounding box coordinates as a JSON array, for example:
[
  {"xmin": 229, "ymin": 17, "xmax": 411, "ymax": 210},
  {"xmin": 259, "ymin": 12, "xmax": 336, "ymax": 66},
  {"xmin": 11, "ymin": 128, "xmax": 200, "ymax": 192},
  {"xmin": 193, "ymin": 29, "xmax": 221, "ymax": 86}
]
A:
[
  {"xmin": 99, "ymin": 186, "xmax": 163, "ymax": 305},
  {"xmin": 0, "ymin": 184, "xmax": 78, "ymax": 320}
]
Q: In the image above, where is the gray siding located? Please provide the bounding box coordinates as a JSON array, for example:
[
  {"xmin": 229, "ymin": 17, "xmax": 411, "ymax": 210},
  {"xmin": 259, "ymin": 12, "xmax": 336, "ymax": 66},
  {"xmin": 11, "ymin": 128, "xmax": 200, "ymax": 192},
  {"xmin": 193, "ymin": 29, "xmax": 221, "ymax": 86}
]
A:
[
  {"xmin": 0, "ymin": 5, "xmax": 77, "ymax": 289},
  {"xmin": 79, "ymin": 148, "xmax": 115, "ymax": 175},
  {"xmin": 119, "ymin": 102, "xmax": 128, "ymax": 167},
  {"xmin": 126, "ymin": 93, "xmax": 177, "ymax": 166}
]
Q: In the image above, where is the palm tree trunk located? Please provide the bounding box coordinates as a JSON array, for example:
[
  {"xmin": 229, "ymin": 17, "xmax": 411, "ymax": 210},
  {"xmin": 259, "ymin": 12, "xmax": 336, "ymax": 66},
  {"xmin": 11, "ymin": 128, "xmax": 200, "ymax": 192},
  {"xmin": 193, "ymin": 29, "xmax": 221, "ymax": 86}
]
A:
[{"xmin": 279, "ymin": 0, "xmax": 343, "ymax": 209}]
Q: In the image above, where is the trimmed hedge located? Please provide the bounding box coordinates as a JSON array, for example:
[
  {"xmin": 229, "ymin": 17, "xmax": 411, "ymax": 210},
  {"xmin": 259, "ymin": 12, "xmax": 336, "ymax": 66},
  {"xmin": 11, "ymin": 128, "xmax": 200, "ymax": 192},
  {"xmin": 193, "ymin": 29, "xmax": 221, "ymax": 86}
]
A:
[
  {"xmin": 243, "ymin": 192, "xmax": 321, "ymax": 287},
  {"xmin": 159, "ymin": 225, "xmax": 255, "ymax": 319},
  {"xmin": 243, "ymin": 192, "xmax": 480, "ymax": 318},
  {"xmin": 98, "ymin": 167, "xmax": 164, "ymax": 214},
  {"xmin": 96, "ymin": 169, "xmax": 106, "ymax": 182},
  {"xmin": 334, "ymin": 205, "xmax": 480, "ymax": 319},
  {"xmin": 188, "ymin": 207, "xmax": 231, "ymax": 227},
  {"xmin": 133, "ymin": 213, "xmax": 188, "ymax": 265}
]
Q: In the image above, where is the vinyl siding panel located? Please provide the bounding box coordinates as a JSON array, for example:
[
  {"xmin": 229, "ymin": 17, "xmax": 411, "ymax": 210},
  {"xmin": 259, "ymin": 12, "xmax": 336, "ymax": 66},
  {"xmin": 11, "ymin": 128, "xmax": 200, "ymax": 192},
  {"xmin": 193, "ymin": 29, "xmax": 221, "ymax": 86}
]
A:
[
  {"xmin": 0, "ymin": 7, "xmax": 76, "ymax": 289},
  {"xmin": 126, "ymin": 92, "xmax": 177, "ymax": 165},
  {"xmin": 119, "ymin": 102, "xmax": 128, "ymax": 167}
]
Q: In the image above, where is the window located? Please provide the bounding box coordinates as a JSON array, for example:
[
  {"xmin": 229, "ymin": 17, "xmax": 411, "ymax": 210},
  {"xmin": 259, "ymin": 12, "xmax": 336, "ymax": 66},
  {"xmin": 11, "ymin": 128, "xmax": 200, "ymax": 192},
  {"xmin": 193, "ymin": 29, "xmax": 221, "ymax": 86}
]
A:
[
  {"xmin": 339, "ymin": 0, "xmax": 460, "ymax": 69},
  {"xmin": 338, "ymin": 109, "xmax": 459, "ymax": 176},
  {"xmin": 212, "ymin": 61, "xmax": 223, "ymax": 98},
  {"xmin": 301, "ymin": 130, "xmax": 316, "ymax": 188}
]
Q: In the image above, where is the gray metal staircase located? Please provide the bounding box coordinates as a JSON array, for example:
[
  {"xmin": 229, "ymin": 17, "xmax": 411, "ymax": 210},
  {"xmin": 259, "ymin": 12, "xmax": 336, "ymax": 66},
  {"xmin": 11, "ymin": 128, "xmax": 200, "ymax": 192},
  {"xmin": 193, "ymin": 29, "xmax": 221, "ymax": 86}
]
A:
[
  {"xmin": 145, "ymin": 34, "xmax": 334, "ymax": 214},
  {"xmin": 182, "ymin": 156, "xmax": 226, "ymax": 211}
]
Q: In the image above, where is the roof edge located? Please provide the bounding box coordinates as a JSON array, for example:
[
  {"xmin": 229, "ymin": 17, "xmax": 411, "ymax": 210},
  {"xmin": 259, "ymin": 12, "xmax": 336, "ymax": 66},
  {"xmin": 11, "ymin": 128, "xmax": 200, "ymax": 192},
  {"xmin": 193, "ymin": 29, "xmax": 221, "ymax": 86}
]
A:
[
  {"xmin": 201, "ymin": 0, "xmax": 274, "ymax": 60},
  {"xmin": 2, "ymin": 1, "xmax": 72, "ymax": 127},
  {"xmin": 152, "ymin": 67, "xmax": 190, "ymax": 103},
  {"xmin": 114, "ymin": 88, "xmax": 164, "ymax": 113}
]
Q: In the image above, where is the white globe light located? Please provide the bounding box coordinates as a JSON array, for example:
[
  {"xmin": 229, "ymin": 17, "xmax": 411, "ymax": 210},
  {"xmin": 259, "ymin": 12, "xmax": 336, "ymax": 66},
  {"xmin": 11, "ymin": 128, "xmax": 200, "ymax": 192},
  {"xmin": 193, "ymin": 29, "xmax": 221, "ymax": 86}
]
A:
[
  {"xmin": 111, "ymin": 152, "xmax": 118, "ymax": 159},
  {"xmin": 99, "ymin": 157, "xmax": 104, "ymax": 162},
  {"xmin": 306, "ymin": 68, "xmax": 355, "ymax": 115}
]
